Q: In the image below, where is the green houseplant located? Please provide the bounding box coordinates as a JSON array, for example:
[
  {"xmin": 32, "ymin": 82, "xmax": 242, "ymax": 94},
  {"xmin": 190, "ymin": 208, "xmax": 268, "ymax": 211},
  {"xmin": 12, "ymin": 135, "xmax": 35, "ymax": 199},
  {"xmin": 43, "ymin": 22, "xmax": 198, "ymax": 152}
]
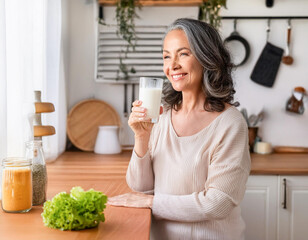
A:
[
  {"xmin": 116, "ymin": 0, "xmax": 139, "ymax": 51},
  {"xmin": 199, "ymin": 0, "xmax": 227, "ymax": 29},
  {"xmin": 115, "ymin": 0, "xmax": 139, "ymax": 80}
]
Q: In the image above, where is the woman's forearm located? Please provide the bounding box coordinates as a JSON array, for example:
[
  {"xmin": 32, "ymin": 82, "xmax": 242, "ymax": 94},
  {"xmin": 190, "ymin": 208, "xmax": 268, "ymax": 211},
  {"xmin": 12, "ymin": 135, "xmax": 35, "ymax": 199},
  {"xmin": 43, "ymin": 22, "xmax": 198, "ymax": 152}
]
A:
[
  {"xmin": 134, "ymin": 135, "xmax": 150, "ymax": 157},
  {"xmin": 126, "ymin": 144, "xmax": 154, "ymax": 192}
]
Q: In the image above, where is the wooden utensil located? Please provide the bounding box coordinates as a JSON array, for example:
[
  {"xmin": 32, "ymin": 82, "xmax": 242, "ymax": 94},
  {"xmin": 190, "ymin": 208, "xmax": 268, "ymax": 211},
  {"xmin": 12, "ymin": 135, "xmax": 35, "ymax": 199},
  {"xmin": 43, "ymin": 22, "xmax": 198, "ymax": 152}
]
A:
[
  {"xmin": 282, "ymin": 20, "xmax": 294, "ymax": 65},
  {"xmin": 67, "ymin": 99, "xmax": 121, "ymax": 151},
  {"xmin": 33, "ymin": 91, "xmax": 56, "ymax": 138},
  {"xmin": 274, "ymin": 146, "xmax": 308, "ymax": 153},
  {"xmin": 35, "ymin": 102, "xmax": 55, "ymax": 113},
  {"xmin": 34, "ymin": 125, "xmax": 56, "ymax": 137}
]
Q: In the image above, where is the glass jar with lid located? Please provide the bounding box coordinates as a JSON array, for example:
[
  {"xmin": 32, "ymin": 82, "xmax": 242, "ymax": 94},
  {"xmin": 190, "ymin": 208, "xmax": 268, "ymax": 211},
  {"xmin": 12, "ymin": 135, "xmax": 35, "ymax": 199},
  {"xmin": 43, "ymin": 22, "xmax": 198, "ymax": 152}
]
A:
[
  {"xmin": 1, "ymin": 158, "xmax": 32, "ymax": 213},
  {"xmin": 25, "ymin": 140, "xmax": 47, "ymax": 205},
  {"xmin": 286, "ymin": 87, "xmax": 306, "ymax": 114}
]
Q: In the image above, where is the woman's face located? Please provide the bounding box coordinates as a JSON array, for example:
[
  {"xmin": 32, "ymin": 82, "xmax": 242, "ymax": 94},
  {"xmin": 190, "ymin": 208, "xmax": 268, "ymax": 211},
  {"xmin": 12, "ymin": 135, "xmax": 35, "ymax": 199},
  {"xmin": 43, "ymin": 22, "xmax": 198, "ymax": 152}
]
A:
[{"xmin": 163, "ymin": 29, "xmax": 203, "ymax": 92}]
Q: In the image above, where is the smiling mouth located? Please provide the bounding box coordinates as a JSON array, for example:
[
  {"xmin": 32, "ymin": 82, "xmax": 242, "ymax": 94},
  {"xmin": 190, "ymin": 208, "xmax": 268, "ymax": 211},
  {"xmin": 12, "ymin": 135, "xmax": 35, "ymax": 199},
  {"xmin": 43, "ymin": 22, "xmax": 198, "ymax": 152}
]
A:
[{"xmin": 171, "ymin": 73, "xmax": 187, "ymax": 80}]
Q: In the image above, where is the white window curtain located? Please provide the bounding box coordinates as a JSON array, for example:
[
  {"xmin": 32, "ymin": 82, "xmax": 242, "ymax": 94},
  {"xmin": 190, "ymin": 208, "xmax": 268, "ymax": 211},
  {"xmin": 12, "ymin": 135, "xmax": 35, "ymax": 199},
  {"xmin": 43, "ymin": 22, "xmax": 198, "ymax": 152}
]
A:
[
  {"xmin": 44, "ymin": 0, "xmax": 67, "ymax": 161},
  {"xmin": 0, "ymin": 0, "xmax": 66, "ymax": 163},
  {"xmin": 0, "ymin": 0, "xmax": 7, "ymax": 162}
]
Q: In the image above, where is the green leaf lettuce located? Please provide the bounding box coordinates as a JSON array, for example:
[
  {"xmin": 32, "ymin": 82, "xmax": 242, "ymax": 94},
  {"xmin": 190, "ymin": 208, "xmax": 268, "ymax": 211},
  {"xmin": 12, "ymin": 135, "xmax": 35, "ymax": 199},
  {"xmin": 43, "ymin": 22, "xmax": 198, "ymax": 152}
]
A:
[{"xmin": 41, "ymin": 186, "xmax": 107, "ymax": 230}]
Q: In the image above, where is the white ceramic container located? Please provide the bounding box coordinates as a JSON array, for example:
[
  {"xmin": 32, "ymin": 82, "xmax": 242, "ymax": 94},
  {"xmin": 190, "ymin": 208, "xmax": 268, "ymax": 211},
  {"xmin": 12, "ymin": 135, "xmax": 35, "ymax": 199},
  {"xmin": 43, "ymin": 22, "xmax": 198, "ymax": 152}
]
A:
[{"xmin": 94, "ymin": 126, "xmax": 122, "ymax": 154}]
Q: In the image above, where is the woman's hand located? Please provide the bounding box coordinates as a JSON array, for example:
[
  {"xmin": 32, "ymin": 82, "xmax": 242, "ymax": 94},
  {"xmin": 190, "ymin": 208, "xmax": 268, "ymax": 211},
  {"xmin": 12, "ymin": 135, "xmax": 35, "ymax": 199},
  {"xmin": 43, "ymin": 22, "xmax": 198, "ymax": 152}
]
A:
[
  {"xmin": 129, "ymin": 100, "xmax": 163, "ymax": 157},
  {"xmin": 128, "ymin": 100, "xmax": 154, "ymax": 138},
  {"xmin": 128, "ymin": 100, "xmax": 163, "ymax": 138},
  {"xmin": 107, "ymin": 192, "xmax": 153, "ymax": 208}
]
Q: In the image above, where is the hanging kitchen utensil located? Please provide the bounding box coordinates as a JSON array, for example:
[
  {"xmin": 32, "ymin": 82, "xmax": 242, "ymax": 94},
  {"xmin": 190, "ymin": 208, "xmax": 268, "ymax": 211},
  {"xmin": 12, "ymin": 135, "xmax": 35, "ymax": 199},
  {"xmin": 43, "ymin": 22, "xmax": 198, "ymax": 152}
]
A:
[
  {"xmin": 124, "ymin": 83, "xmax": 128, "ymax": 117},
  {"xmin": 131, "ymin": 83, "xmax": 135, "ymax": 113},
  {"xmin": 282, "ymin": 19, "xmax": 294, "ymax": 65},
  {"xmin": 286, "ymin": 86, "xmax": 306, "ymax": 114},
  {"xmin": 266, "ymin": 0, "xmax": 274, "ymax": 7},
  {"xmin": 250, "ymin": 19, "xmax": 284, "ymax": 87},
  {"xmin": 224, "ymin": 19, "xmax": 250, "ymax": 67},
  {"xmin": 119, "ymin": 83, "xmax": 129, "ymax": 146}
]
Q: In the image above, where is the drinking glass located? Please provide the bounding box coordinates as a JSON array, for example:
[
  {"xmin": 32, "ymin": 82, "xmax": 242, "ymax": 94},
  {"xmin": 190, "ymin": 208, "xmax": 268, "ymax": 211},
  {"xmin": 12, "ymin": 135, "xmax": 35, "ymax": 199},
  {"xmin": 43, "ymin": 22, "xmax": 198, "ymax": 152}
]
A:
[{"xmin": 139, "ymin": 77, "xmax": 164, "ymax": 123}]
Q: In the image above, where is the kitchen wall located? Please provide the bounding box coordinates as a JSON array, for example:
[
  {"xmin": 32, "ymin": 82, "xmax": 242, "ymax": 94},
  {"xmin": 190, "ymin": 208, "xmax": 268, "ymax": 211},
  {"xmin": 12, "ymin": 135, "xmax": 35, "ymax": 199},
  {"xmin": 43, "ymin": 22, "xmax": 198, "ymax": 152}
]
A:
[{"xmin": 64, "ymin": 0, "xmax": 308, "ymax": 147}]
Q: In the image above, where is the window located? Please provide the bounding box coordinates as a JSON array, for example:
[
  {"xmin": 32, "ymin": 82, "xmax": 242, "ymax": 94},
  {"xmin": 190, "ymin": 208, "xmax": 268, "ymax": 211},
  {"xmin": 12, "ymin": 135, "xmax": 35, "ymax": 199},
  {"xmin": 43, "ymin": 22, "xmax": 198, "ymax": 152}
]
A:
[{"xmin": 96, "ymin": 24, "xmax": 166, "ymax": 83}]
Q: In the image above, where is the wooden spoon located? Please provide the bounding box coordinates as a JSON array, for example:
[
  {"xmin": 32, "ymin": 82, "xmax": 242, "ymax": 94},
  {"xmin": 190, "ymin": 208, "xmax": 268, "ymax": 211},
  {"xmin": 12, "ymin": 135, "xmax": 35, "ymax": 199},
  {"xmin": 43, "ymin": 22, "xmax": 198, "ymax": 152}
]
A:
[{"xmin": 282, "ymin": 23, "xmax": 294, "ymax": 65}]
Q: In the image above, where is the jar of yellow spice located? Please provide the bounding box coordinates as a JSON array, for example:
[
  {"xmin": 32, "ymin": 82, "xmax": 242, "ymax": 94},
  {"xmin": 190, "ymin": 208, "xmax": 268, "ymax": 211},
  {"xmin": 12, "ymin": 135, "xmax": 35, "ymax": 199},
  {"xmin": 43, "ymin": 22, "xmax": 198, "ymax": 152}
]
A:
[{"xmin": 1, "ymin": 158, "xmax": 32, "ymax": 213}]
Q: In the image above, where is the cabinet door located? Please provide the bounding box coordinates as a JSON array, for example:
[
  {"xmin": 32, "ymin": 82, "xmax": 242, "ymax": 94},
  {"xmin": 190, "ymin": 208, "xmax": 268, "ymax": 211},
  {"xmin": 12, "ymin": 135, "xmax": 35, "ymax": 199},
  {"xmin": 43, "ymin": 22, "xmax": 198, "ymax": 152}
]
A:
[
  {"xmin": 240, "ymin": 175, "xmax": 278, "ymax": 240},
  {"xmin": 278, "ymin": 176, "xmax": 308, "ymax": 240}
]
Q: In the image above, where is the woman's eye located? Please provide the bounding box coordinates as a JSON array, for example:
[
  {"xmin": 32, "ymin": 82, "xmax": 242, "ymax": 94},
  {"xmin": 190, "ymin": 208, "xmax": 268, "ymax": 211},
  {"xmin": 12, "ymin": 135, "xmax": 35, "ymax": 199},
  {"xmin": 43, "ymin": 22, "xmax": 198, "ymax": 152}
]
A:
[
  {"xmin": 180, "ymin": 52, "xmax": 188, "ymax": 56},
  {"xmin": 163, "ymin": 55, "xmax": 170, "ymax": 59}
]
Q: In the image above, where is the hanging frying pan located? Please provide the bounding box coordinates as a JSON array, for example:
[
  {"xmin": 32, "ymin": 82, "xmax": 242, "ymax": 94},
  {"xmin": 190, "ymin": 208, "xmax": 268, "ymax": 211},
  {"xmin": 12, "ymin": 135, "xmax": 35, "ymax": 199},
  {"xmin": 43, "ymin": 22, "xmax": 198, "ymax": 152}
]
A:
[{"xmin": 224, "ymin": 19, "xmax": 250, "ymax": 67}]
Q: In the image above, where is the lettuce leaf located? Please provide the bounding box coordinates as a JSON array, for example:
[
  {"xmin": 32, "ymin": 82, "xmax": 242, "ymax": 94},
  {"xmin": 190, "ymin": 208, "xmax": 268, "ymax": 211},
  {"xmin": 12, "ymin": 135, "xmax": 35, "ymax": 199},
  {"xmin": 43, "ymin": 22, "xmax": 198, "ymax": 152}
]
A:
[{"xmin": 41, "ymin": 186, "xmax": 107, "ymax": 230}]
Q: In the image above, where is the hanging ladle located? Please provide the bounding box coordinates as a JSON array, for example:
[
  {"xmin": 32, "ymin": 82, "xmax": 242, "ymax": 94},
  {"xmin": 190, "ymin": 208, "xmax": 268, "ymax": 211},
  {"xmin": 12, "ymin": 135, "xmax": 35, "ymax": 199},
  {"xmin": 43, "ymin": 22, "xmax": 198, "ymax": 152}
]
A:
[{"xmin": 282, "ymin": 19, "xmax": 294, "ymax": 65}]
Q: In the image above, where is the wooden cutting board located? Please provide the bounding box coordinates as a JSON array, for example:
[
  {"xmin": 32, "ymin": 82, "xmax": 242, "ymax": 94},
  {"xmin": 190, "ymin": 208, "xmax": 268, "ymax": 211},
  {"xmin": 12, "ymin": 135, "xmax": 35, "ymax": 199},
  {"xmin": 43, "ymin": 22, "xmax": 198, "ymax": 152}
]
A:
[
  {"xmin": 67, "ymin": 99, "xmax": 121, "ymax": 151},
  {"xmin": 274, "ymin": 146, "xmax": 308, "ymax": 153}
]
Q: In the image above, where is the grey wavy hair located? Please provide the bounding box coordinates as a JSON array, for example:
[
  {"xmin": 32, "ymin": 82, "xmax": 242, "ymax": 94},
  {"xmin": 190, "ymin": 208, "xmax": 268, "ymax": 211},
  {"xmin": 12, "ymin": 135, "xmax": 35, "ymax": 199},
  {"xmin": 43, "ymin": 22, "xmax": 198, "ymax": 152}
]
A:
[{"xmin": 162, "ymin": 18, "xmax": 239, "ymax": 112}]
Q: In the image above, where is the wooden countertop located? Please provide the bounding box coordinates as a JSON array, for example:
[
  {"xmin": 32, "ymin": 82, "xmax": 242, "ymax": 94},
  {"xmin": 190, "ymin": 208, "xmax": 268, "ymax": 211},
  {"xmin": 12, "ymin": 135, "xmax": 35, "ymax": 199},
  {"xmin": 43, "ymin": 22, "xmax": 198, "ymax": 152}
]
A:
[
  {"xmin": 0, "ymin": 151, "xmax": 151, "ymax": 240},
  {"xmin": 251, "ymin": 152, "xmax": 308, "ymax": 175},
  {"xmin": 1, "ymin": 150, "xmax": 307, "ymax": 239}
]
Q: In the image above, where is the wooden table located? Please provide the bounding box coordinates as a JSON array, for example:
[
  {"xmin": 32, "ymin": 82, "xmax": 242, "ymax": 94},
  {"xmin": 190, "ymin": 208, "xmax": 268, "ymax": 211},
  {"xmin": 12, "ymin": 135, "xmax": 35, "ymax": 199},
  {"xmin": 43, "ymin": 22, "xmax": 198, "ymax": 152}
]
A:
[{"xmin": 0, "ymin": 151, "xmax": 151, "ymax": 240}]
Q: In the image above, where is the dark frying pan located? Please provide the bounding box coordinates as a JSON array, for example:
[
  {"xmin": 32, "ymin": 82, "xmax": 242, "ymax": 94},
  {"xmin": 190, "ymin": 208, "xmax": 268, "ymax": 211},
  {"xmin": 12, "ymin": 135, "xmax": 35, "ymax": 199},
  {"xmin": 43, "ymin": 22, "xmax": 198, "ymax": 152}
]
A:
[{"xmin": 224, "ymin": 20, "xmax": 250, "ymax": 67}]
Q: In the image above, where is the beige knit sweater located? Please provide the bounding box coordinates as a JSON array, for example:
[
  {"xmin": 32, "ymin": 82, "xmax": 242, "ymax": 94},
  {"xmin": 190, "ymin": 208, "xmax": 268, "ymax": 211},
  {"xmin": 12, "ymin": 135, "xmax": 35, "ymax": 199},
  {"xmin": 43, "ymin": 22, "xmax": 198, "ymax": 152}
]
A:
[{"xmin": 126, "ymin": 106, "xmax": 251, "ymax": 240}]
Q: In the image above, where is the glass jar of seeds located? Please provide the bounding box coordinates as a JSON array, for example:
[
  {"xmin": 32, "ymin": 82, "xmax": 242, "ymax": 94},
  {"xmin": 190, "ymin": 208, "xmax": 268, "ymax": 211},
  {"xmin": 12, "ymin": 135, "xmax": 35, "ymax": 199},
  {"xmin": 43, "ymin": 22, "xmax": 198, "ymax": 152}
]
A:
[{"xmin": 25, "ymin": 140, "xmax": 47, "ymax": 205}]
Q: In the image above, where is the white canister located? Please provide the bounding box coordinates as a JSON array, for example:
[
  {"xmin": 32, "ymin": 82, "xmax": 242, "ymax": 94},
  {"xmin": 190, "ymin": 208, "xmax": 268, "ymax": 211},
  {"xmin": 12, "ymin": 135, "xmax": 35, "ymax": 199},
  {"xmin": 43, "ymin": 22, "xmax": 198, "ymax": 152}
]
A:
[
  {"xmin": 94, "ymin": 126, "xmax": 122, "ymax": 154},
  {"xmin": 254, "ymin": 142, "xmax": 272, "ymax": 154}
]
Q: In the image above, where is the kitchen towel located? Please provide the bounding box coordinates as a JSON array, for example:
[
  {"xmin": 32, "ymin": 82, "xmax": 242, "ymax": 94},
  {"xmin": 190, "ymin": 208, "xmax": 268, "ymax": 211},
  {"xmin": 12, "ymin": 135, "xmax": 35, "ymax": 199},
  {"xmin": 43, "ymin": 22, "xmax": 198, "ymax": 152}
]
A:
[{"xmin": 250, "ymin": 42, "xmax": 284, "ymax": 87}]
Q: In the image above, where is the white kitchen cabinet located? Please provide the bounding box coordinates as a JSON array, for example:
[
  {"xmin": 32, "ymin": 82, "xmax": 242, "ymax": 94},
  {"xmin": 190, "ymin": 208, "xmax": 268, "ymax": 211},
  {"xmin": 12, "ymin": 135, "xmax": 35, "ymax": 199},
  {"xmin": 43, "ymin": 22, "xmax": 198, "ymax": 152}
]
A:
[
  {"xmin": 240, "ymin": 175, "xmax": 278, "ymax": 240},
  {"xmin": 277, "ymin": 176, "xmax": 308, "ymax": 240},
  {"xmin": 241, "ymin": 175, "xmax": 308, "ymax": 240}
]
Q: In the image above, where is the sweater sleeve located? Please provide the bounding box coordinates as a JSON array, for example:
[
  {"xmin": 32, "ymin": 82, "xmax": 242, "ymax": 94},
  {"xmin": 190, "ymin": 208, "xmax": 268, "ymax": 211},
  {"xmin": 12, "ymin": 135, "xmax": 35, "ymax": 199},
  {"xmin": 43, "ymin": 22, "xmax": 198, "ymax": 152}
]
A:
[
  {"xmin": 126, "ymin": 150, "xmax": 154, "ymax": 192},
  {"xmin": 152, "ymin": 119, "xmax": 251, "ymax": 222},
  {"xmin": 126, "ymin": 121, "xmax": 161, "ymax": 192}
]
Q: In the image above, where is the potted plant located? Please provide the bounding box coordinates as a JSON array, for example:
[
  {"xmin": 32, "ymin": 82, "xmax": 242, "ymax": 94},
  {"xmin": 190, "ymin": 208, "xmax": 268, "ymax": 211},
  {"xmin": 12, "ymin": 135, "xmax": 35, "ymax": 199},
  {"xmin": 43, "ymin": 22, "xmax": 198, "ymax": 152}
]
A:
[
  {"xmin": 115, "ymin": 0, "xmax": 139, "ymax": 80},
  {"xmin": 199, "ymin": 0, "xmax": 227, "ymax": 29},
  {"xmin": 116, "ymin": 0, "xmax": 139, "ymax": 51}
]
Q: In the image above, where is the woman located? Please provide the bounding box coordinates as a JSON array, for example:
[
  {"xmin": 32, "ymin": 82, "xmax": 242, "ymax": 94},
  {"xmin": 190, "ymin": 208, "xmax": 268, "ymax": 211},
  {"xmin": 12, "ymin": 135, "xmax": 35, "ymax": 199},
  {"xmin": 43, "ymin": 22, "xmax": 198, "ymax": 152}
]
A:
[{"xmin": 109, "ymin": 18, "xmax": 251, "ymax": 240}]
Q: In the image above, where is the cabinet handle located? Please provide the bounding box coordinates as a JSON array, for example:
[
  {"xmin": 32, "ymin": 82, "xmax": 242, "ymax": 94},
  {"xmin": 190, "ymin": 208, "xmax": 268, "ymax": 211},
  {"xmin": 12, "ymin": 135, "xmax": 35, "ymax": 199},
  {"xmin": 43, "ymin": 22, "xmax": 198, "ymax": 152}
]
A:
[{"xmin": 282, "ymin": 178, "xmax": 287, "ymax": 209}]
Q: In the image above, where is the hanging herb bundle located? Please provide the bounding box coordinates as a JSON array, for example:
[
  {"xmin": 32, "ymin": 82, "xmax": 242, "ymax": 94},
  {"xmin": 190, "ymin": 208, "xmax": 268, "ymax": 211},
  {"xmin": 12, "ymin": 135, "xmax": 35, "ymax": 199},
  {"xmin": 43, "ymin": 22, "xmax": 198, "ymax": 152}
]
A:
[
  {"xmin": 116, "ymin": 0, "xmax": 139, "ymax": 51},
  {"xmin": 115, "ymin": 0, "xmax": 139, "ymax": 80},
  {"xmin": 116, "ymin": 57, "xmax": 136, "ymax": 80},
  {"xmin": 199, "ymin": 0, "xmax": 227, "ymax": 29}
]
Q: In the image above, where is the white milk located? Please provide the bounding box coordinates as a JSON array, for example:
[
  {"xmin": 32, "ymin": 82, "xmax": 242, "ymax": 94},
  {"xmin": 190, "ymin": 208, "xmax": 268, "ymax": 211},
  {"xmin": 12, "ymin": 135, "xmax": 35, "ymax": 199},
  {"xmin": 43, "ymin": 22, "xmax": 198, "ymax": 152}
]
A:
[{"xmin": 139, "ymin": 87, "xmax": 162, "ymax": 123}]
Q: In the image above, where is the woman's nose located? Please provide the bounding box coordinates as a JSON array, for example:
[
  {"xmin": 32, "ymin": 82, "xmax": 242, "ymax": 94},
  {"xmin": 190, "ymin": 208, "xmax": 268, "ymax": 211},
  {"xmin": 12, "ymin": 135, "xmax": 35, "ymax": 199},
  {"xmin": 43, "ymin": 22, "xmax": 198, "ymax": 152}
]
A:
[{"xmin": 169, "ymin": 58, "xmax": 180, "ymax": 70}]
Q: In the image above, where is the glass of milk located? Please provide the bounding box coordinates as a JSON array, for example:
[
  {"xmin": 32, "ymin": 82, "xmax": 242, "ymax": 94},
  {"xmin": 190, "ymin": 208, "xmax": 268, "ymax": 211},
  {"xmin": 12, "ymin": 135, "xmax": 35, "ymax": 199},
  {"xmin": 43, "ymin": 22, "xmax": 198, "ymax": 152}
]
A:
[{"xmin": 139, "ymin": 77, "xmax": 164, "ymax": 123}]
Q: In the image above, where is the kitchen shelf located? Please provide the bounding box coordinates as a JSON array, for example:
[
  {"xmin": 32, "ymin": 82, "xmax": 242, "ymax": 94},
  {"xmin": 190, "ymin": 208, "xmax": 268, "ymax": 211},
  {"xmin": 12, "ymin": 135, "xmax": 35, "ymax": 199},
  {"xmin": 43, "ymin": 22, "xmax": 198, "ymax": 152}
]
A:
[
  {"xmin": 221, "ymin": 16, "xmax": 308, "ymax": 20},
  {"xmin": 98, "ymin": 0, "xmax": 203, "ymax": 6}
]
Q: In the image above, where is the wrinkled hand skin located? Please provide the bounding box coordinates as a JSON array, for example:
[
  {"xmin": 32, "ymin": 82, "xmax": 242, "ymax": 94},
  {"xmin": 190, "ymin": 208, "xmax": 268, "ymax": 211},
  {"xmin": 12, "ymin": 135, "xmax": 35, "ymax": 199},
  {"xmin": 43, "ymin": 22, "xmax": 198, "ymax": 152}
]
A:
[{"xmin": 107, "ymin": 192, "xmax": 154, "ymax": 209}]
